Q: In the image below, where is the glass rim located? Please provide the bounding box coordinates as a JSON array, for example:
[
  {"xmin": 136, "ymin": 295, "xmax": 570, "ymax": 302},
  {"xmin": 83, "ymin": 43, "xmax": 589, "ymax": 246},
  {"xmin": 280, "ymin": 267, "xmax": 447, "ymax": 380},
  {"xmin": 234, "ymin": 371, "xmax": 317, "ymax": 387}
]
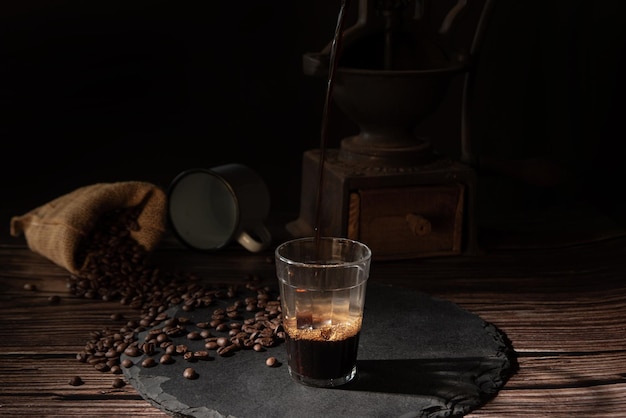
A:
[{"xmin": 275, "ymin": 236, "xmax": 372, "ymax": 268}]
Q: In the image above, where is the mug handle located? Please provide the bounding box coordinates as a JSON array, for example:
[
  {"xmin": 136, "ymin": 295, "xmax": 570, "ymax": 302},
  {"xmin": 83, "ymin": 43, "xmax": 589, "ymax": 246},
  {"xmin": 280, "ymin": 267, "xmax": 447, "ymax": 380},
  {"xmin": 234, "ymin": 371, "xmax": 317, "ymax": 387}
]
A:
[{"xmin": 237, "ymin": 224, "xmax": 272, "ymax": 253}]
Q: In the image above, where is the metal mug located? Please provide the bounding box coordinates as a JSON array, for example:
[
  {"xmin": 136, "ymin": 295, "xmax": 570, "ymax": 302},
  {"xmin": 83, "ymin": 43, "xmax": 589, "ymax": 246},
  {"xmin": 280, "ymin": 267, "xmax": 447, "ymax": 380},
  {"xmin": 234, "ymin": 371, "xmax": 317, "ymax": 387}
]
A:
[{"xmin": 167, "ymin": 163, "xmax": 272, "ymax": 252}]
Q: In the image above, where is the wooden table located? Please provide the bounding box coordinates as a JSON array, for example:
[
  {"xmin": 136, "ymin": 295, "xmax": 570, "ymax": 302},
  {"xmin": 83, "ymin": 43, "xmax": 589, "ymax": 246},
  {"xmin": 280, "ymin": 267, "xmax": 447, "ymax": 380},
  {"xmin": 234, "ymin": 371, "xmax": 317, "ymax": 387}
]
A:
[{"xmin": 1, "ymin": 212, "xmax": 626, "ymax": 417}]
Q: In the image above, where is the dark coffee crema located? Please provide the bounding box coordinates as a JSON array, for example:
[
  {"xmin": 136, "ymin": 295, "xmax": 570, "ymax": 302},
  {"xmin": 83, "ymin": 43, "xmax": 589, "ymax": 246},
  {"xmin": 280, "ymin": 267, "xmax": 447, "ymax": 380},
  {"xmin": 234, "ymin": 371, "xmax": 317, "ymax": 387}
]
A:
[{"xmin": 283, "ymin": 316, "xmax": 362, "ymax": 342}]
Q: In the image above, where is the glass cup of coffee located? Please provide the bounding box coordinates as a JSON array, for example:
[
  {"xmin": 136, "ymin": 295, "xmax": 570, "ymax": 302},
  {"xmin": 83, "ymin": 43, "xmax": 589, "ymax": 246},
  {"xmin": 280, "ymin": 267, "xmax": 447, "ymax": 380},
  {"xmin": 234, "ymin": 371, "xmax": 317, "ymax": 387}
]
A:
[{"xmin": 275, "ymin": 236, "xmax": 372, "ymax": 387}]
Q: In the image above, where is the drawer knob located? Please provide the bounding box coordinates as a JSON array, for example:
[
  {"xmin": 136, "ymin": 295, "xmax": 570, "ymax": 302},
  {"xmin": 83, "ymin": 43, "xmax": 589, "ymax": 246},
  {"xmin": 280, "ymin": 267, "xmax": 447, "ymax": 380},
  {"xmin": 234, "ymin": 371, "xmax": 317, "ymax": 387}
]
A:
[{"xmin": 405, "ymin": 213, "xmax": 432, "ymax": 236}]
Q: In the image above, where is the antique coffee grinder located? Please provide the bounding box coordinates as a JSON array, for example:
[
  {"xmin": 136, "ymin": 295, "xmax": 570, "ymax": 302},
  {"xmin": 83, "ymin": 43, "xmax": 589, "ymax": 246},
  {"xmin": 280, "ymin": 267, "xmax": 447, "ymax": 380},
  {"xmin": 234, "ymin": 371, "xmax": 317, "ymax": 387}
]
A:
[{"xmin": 287, "ymin": 0, "xmax": 494, "ymax": 260}]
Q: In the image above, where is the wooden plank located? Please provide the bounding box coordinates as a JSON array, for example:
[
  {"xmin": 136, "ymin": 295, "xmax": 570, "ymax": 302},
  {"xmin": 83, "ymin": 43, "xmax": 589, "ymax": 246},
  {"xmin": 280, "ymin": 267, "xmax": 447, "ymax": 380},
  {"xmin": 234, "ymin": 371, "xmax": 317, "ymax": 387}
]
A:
[
  {"xmin": 2, "ymin": 235, "xmax": 626, "ymax": 417},
  {"xmin": 468, "ymin": 384, "xmax": 626, "ymax": 417}
]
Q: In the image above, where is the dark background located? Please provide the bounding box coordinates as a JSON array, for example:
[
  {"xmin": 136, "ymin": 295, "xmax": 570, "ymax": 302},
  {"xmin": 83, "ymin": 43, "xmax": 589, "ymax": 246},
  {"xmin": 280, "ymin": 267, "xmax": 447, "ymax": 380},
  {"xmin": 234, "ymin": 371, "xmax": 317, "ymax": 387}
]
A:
[{"xmin": 2, "ymin": 0, "xmax": 625, "ymax": 243}]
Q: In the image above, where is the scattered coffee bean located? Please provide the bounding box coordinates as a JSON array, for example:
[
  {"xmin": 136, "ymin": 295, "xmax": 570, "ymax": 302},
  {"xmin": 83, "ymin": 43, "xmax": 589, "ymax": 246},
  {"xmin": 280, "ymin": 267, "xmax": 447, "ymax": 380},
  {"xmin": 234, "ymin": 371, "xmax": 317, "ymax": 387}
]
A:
[
  {"xmin": 159, "ymin": 354, "xmax": 175, "ymax": 365},
  {"xmin": 186, "ymin": 331, "xmax": 202, "ymax": 340},
  {"xmin": 140, "ymin": 342, "xmax": 157, "ymax": 356},
  {"xmin": 124, "ymin": 346, "xmax": 141, "ymax": 357},
  {"xmin": 183, "ymin": 367, "xmax": 198, "ymax": 380},
  {"xmin": 110, "ymin": 313, "xmax": 125, "ymax": 321},
  {"xmin": 265, "ymin": 357, "xmax": 279, "ymax": 367},
  {"xmin": 48, "ymin": 295, "xmax": 61, "ymax": 305},
  {"xmin": 23, "ymin": 283, "xmax": 37, "ymax": 291},
  {"xmin": 141, "ymin": 357, "xmax": 157, "ymax": 368},
  {"xmin": 193, "ymin": 350, "xmax": 211, "ymax": 361},
  {"xmin": 112, "ymin": 378, "xmax": 126, "ymax": 388},
  {"xmin": 64, "ymin": 206, "xmax": 285, "ymax": 389},
  {"xmin": 205, "ymin": 341, "xmax": 218, "ymax": 350},
  {"xmin": 69, "ymin": 376, "xmax": 84, "ymax": 386},
  {"xmin": 216, "ymin": 345, "xmax": 237, "ymax": 357},
  {"xmin": 94, "ymin": 362, "xmax": 110, "ymax": 373}
]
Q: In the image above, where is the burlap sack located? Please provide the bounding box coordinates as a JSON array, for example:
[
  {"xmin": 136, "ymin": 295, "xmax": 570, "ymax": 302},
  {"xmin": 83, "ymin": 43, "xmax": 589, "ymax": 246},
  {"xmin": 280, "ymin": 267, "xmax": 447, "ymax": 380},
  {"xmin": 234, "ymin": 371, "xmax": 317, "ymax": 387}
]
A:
[{"xmin": 10, "ymin": 181, "xmax": 167, "ymax": 275}]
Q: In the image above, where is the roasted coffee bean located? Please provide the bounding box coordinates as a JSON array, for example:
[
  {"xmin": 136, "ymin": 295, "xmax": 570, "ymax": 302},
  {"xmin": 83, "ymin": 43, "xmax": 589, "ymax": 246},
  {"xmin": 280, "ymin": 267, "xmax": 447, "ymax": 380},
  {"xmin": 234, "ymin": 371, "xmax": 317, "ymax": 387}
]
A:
[
  {"xmin": 155, "ymin": 312, "xmax": 169, "ymax": 322},
  {"xmin": 69, "ymin": 376, "xmax": 84, "ymax": 386},
  {"xmin": 23, "ymin": 283, "xmax": 37, "ymax": 291},
  {"xmin": 186, "ymin": 331, "xmax": 202, "ymax": 340},
  {"xmin": 205, "ymin": 341, "xmax": 218, "ymax": 350},
  {"xmin": 226, "ymin": 311, "xmax": 240, "ymax": 319},
  {"xmin": 110, "ymin": 312, "xmax": 125, "ymax": 321},
  {"xmin": 193, "ymin": 350, "xmax": 211, "ymax": 361},
  {"xmin": 254, "ymin": 337, "xmax": 275, "ymax": 347},
  {"xmin": 230, "ymin": 337, "xmax": 244, "ymax": 348},
  {"xmin": 183, "ymin": 367, "xmax": 198, "ymax": 380},
  {"xmin": 160, "ymin": 354, "xmax": 175, "ymax": 365},
  {"xmin": 163, "ymin": 317, "xmax": 178, "ymax": 327},
  {"xmin": 165, "ymin": 326, "xmax": 186, "ymax": 338},
  {"xmin": 121, "ymin": 358, "xmax": 134, "ymax": 368},
  {"xmin": 233, "ymin": 331, "xmax": 248, "ymax": 340},
  {"xmin": 265, "ymin": 357, "xmax": 279, "ymax": 367},
  {"xmin": 124, "ymin": 345, "xmax": 141, "ymax": 357},
  {"xmin": 140, "ymin": 342, "xmax": 156, "ymax": 356},
  {"xmin": 48, "ymin": 295, "xmax": 61, "ymax": 305},
  {"xmin": 88, "ymin": 357, "xmax": 108, "ymax": 366},
  {"xmin": 216, "ymin": 345, "xmax": 237, "ymax": 357},
  {"xmin": 141, "ymin": 357, "xmax": 157, "ymax": 368},
  {"xmin": 112, "ymin": 378, "xmax": 126, "ymax": 388}
]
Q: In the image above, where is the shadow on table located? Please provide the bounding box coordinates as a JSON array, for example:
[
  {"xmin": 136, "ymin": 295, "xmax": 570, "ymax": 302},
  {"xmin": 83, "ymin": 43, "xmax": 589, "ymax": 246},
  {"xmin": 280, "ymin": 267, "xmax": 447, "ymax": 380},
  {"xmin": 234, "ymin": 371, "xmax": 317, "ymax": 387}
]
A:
[{"xmin": 339, "ymin": 356, "xmax": 515, "ymax": 413}]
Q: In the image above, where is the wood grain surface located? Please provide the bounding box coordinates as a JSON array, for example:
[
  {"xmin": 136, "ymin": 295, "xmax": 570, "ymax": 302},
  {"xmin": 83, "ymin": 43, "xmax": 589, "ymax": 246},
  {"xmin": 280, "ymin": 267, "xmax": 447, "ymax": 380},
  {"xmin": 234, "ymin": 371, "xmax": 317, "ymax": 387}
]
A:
[{"xmin": 1, "ymin": 231, "xmax": 625, "ymax": 417}]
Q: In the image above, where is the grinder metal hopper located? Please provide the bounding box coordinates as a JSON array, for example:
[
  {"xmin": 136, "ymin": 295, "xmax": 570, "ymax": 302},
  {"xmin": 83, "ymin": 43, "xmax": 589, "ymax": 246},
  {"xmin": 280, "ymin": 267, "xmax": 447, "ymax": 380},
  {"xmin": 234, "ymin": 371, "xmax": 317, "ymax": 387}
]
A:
[{"xmin": 288, "ymin": 0, "xmax": 494, "ymax": 260}]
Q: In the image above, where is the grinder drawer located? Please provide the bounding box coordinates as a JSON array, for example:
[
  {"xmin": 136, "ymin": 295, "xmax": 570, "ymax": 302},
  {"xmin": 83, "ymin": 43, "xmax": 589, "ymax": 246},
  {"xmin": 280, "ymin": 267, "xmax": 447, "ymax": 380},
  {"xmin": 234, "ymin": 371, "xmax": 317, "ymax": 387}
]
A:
[{"xmin": 347, "ymin": 184, "xmax": 465, "ymax": 260}]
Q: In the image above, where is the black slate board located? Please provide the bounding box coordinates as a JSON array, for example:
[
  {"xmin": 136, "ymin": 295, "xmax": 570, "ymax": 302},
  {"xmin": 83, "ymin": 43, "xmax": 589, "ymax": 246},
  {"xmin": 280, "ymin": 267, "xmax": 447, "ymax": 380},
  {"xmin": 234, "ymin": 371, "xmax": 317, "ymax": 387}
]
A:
[{"xmin": 122, "ymin": 283, "xmax": 518, "ymax": 418}]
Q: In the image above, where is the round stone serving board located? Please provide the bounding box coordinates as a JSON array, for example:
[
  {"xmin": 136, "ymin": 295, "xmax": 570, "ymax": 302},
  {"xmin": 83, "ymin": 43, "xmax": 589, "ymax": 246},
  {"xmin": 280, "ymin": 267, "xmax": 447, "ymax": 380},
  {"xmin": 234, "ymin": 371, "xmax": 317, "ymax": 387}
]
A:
[{"xmin": 122, "ymin": 283, "xmax": 518, "ymax": 418}]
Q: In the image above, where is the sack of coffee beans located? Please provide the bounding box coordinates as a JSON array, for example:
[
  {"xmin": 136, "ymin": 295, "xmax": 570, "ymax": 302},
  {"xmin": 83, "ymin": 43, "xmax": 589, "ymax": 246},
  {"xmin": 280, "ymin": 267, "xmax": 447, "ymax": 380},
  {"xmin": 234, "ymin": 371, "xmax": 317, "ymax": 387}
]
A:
[{"xmin": 10, "ymin": 181, "xmax": 167, "ymax": 275}]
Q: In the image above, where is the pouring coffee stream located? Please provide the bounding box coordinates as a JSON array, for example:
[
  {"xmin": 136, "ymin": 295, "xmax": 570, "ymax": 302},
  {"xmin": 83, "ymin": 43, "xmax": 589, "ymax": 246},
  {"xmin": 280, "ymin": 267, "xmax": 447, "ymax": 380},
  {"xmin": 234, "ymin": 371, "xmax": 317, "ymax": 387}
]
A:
[{"xmin": 313, "ymin": 0, "xmax": 352, "ymax": 253}]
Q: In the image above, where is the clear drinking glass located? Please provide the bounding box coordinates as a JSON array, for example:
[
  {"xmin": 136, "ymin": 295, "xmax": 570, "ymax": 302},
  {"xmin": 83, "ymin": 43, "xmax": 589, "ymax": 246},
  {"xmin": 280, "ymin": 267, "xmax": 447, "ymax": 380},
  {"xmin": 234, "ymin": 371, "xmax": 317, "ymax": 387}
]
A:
[{"xmin": 275, "ymin": 237, "xmax": 372, "ymax": 387}]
